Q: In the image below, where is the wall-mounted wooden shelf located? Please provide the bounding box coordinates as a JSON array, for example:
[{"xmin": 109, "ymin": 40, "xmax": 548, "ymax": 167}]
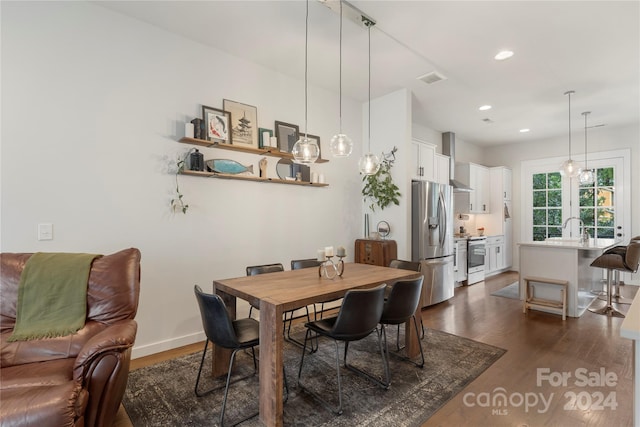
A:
[
  {"xmin": 180, "ymin": 170, "xmax": 329, "ymax": 187},
  {"xmin": 178, "ymin": 137, "xmax": 329, "ymax": 163}
]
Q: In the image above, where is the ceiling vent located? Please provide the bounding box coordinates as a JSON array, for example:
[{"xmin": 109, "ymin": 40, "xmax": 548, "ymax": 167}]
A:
[{"xmin": 417, "ymin": 71, "xmax": 447, "ymax": 85}]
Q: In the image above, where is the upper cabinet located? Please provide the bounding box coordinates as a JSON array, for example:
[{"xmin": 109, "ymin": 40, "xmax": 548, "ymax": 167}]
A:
[
  {"xmin": 485, "ymin": 166, "xmax": 513, "ymax": 269},
  {"xmin": 454, "ymin": 162, "xmax": 490, "ymax": 214},
  {"xmin": 434, "ymin": 153, "xmax": 450, "ymax": 186},
  {"xmin": 411, "ymin": 139, "xmax": 436, "ymax": 182},
  {"xmin": 489, "ymin": 166, "xmax": 512, "ymax": 204},
  {"xmin": 502, "ymin": 167, "xmax": 512, "ymax": 201}
]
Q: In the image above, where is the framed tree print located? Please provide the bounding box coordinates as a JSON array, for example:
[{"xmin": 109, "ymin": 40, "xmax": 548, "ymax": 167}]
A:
[{"xmin": 223, "ymin": 99, "xmax": 259, "ymax": 149}]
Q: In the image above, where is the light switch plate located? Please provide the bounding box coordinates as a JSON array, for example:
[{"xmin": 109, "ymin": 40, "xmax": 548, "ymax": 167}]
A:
[{"xmin": 38, "ymin": 223, "xmax": 53, "ymax": 240}]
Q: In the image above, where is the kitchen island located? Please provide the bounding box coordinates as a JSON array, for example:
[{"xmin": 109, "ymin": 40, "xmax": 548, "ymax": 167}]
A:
[{"xmin": 518, "ymin": 238, "xmax": 620, "ymax": 317}]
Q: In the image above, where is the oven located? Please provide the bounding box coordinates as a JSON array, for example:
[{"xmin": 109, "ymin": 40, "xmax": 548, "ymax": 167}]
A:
[{"xmin": 467, "ymin": 237, "xmax": 486, "ymax": 284}]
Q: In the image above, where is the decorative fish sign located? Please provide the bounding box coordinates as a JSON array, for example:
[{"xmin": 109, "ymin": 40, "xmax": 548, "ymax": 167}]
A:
[{"xmin": 205, "ymin": 159, "xmax": 254, "ymax": 175}]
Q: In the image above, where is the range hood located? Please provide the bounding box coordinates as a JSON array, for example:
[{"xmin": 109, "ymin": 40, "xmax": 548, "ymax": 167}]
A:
[{"xmin": 442, "ymin": 132, "xmax": 473, "ymax": 192}]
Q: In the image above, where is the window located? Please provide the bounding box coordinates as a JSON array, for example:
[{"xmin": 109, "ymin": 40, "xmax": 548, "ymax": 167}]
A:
[
  {"xmin": 532, "ymin": 172, "xmax": 562, "ymax": 241},
  {"xmin": 521, "ymin": 149, "xmax": 629, "ymax": 245},
  {"xmin": 579, "ymin": 167, "xmax": 615, "ymax": 239}
]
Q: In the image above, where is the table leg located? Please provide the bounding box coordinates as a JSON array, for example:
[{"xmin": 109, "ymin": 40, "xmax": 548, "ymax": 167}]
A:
[
  {"xmin": 212, "ymin": 289, "xmax": 234, "ymax": 377},
  {"xmin": 259, "ymin": 299, "xmax": 284, "ymax": 427},
  {"xmin": 405, "ymin": 305, "xmax": 421, "ymax": 358}
]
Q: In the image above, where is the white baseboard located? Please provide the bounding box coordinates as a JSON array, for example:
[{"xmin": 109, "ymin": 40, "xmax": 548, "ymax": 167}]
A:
[
  {"xmin": 132, "ymin": 331, "xmax": 206, "ymax": 359},
  {"xmin": 131, "ymin": 301, "xmax": 345, "ymax": 360}
]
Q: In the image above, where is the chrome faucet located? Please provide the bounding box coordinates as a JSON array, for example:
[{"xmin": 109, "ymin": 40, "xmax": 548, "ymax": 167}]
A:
[{"xmin": 563, "ymin": 217, "xmax": 589, "ymax": 243}]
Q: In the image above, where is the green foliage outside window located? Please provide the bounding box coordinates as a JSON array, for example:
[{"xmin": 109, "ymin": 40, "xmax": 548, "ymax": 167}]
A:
[
  {"xmin": 531, "ymin": 172, "xmax": 563, "ymax": 240},
  {"xmin": 533, "ymin": 167, "xmax": 616, "ymax": 241},
  {"xmin": 577, "ymin": 167, "xmax": 615, "ymax": 238}
]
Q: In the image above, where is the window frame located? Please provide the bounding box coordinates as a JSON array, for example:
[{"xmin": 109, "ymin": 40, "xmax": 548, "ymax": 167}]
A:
[{"xmin": 521, "ymin": 149, "xmax": 630, "ymax": 243}]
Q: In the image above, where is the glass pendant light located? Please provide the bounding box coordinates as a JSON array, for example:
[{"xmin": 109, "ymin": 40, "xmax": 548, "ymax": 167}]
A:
[
  {"xmin": 578, "ymin": 111, "xmax": 595, "ymax": 185},
  {"xmin": 292, "ymin": 0, "xmax": 320, "ymax": 164},
  {"xmin": 358, "ymin": 18, "xmax": 380, "ymax": 175},
  {"xmin": 559, "ymin": 90, "xmax": 582, "ymax": 178},
  {"xmin": 329, "ymin": 0, "xmax": 353, "ymax": 158}
]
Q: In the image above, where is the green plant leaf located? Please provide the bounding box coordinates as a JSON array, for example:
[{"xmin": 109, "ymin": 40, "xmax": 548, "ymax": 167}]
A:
[{"xmin": 361, "ymin": 147, "xmax": 401, "ymax": 212}]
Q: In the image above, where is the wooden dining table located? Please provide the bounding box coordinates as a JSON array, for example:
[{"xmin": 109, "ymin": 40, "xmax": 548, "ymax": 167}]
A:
[{"xmin": 212, "ymin": 262, "xmax": 422, "ymax": 427}]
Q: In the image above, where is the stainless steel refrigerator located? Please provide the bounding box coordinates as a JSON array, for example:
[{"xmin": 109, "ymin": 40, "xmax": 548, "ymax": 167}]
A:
[{"xmin": 411, "ymin": 180, "xmax": 455, "ymax": 307}]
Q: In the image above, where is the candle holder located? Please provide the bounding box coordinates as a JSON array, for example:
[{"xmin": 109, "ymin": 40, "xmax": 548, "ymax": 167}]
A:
[{"xmin": 319, "ymin": 255, "xmax": 345, "ymax": 279}]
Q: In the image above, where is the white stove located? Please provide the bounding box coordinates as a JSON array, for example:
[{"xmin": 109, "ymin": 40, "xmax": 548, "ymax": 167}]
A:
[{"xmin": 467, "ymin": 236, "xmax": 486, "ymax": 284}]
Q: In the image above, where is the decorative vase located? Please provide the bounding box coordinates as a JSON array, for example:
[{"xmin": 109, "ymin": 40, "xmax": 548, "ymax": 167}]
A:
[{"xmin": 364, "ymin": 213, "xmax": 370, "ymax": 238}]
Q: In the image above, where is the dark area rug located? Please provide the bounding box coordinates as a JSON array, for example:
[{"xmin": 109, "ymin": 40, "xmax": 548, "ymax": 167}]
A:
[
  {"xmin": 490, "ymin": 281, "xmax": 520, "ymax": 300},
  {"xmin": 122, "ymin": 326, "xmax": 505, "ymax": 426}
]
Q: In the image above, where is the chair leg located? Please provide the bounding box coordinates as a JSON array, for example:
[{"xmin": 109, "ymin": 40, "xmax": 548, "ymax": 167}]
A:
[
  {"xmin": 611, "ymin": 270, "xmax": 634, "ymax": 305},
  {"xmin": 589, "ymin": 269, "xmax": 625, "ymax": 318},
  {"xmin": 219, "ymin": 349, "xmax": 260, "ymax": 427},
  {"xmin": 395, "ymin": 315, "xmax": 425, "ymax": 351},
  {"xmin": 194, "ymin": 340, "xmax": 212, "ymax": 397},
  {"xmin": 285, "ymin": 306, "xmax": 316, "ymax": 353},
  {"xmin": 385, "ymin": 317, "xmax": 425, "ymax": 369},
  {"xmin": 297, "ymin": 329, "xmax": 343, "ymax": 415},
  {"xmin": 343, "ymin": 328, "xmax": 390, "ymax": 389},
  {"xmin": 194, "ymin": 341, "xmax": 260, "ymax": 426}
]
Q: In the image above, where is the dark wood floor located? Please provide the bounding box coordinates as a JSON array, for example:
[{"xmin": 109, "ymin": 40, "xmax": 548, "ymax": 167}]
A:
[{"xmin": 114, "ymin": 271, "xmax": 636, "ymax": 426}]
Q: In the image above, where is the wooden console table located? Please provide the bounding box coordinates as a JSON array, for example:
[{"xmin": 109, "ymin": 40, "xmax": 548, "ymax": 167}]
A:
[{"xmin": 354, "ymin": 239, "xmax": 397, "ymax": 267}]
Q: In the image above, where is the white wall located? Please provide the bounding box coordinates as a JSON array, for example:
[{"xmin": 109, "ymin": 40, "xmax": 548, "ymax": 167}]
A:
[
  {"xmin": 1, "ymin": 2, "xmax": 365, "ymax": 357},
  {"xmin": 483, "ymin": 123, "xmax": 640, "ymax": 272},
  {"xmin": 365, "ymin": 89, "xmax": 412, "ymax": 258}
]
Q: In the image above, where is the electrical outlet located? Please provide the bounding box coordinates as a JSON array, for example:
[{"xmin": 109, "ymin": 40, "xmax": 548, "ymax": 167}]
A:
[{"xmin": 38, "ymin": 223, "xmax": 53, "ymax": 241}]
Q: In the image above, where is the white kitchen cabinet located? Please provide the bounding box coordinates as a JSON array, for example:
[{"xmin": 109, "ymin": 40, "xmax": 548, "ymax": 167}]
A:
[
  {"xmin": 484, "ymin": 166, "xmax": 513, "ymax": 270},
  {"xmin": 502, "ymin": 167, "xmax": 512, "ymax": 201},
  {"xmin": 455, "ymin": 240, "xmax": 468, "ymax": 283},
  {"xmin": 411, "ymin": 139, "xmax": 436, "ymax": 181},
  {"xmin": 485, "ymin": 235, "xmax": 505, "ymax": 276},
  {"xmin": 454, "ymin": 162, "xmax": 490, "ymax": 214},
  {"xmin": 434, "ymin": 153, "xmax": 450, "ymax": 185}
]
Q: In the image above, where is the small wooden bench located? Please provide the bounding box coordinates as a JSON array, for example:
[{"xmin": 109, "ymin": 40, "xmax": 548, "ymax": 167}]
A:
[{"xmin": 522, "ymin": 276, "xmax": 569, "ymax": 320}]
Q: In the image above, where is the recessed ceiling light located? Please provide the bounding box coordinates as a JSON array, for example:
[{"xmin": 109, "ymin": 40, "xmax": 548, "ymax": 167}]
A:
[
  {"xmin": 479, "ymin": 105, "xmax": 492, "ymax": 111},
  {"xmin": 494, "ymin": 50, "xmax": 514, "ymax": 61},
  {"xmin": 520, "ymin": 128, "xmax": 530, "ymax": 133}
]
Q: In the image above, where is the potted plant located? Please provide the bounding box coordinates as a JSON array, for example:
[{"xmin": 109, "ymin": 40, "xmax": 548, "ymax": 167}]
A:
[
  {"xmin": 361, "ymin": 146, "xmax": 401, "ymax": 212},
  {"xmin": 170, "ymin": 149, "xmax": 194, "ymax": 214}
]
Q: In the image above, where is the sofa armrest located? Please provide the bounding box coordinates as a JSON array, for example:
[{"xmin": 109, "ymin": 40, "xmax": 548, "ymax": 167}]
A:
[
  {"xmin": 73, "ymin": 320, "xmax": 137, "ymax": 381},
  {"xmin": 72, "ymin": 320, "xmax": 137, "ymax": 427}
]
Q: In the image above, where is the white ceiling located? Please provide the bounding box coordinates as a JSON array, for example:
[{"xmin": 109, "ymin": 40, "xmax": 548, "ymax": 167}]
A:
[{"xmin": 95, "ymin": 0, "xmax": 639, "ymax": 147}]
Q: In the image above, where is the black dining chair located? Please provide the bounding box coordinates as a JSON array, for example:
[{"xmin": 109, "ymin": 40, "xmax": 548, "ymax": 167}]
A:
[
  {"xmin": 245, "ymin": 263, "xmax": 285, "ymax": 320},
  {"xmin": 193, "ymin": 285, "xmax": 288, "ymax": 426},
  {"xmin": 297, "ymin": 284, "xmax": 388, "ymax": 415},
  {"xmin": 291, "ymin": 258, "xmax": 334, "ymax": 321},
  {"xmin": 288, "ymin": 258, "xmax": 323, "ymax": 351},
  {"xmin": 388, "ymin": 259, "xmax": 425, "ymax": 344},
  {"xmin": 379, "ymin": 277, "xmax": 425, "ymax": 378},
  {"xmin": 247, "ymin": 262, "xmax": 314, "ymax": 352}
]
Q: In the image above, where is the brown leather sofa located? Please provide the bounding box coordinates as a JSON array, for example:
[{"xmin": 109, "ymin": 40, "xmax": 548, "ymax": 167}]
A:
[{"xmin": 0, "ymin": 248, "xmax": 141, "ymax": 427}]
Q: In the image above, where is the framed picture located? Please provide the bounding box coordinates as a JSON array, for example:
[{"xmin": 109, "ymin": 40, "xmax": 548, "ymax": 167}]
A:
[
  {"xmin": 304, "ymin": 133, "xmax": 322, "ymax": 160},
  {"xmin": 274, "ymin": 121, "xmax": 299, "ymax": 153},
  {"xmin": 258, "ymin": 127, "xmax": 273, "ymax": 149},
  {"xmin": 223, "ymin": 99, "xmax": 259, "ymax": 149},
  {"xmin": 202, "ymin": 105, "xmax": 231, "ymax": 144}
]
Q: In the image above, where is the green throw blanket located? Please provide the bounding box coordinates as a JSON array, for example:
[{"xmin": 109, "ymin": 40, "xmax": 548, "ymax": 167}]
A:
[{"xmin": 8, "ymin": 252, "xmax": 101, "ymax": 342}]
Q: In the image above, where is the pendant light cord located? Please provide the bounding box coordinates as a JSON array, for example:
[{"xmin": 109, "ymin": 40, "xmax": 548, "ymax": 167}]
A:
[
  {"xmin": 303, "ymin": 0, "xmax": 309, "ymax": 138},
  {"xmin": 565, "ymin": 90, "xmax": 573, "ymax": 160},
  {"xmin": 367, "ymin": 20, "xmax": 371, "ymax": 152},
  {"xmin": 583, "ymin": 111, "xmax": 589, "ymax": 168},
  {"xmin": 338, "ymin": 0, "xmax": 343, "ymax": 133}
]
